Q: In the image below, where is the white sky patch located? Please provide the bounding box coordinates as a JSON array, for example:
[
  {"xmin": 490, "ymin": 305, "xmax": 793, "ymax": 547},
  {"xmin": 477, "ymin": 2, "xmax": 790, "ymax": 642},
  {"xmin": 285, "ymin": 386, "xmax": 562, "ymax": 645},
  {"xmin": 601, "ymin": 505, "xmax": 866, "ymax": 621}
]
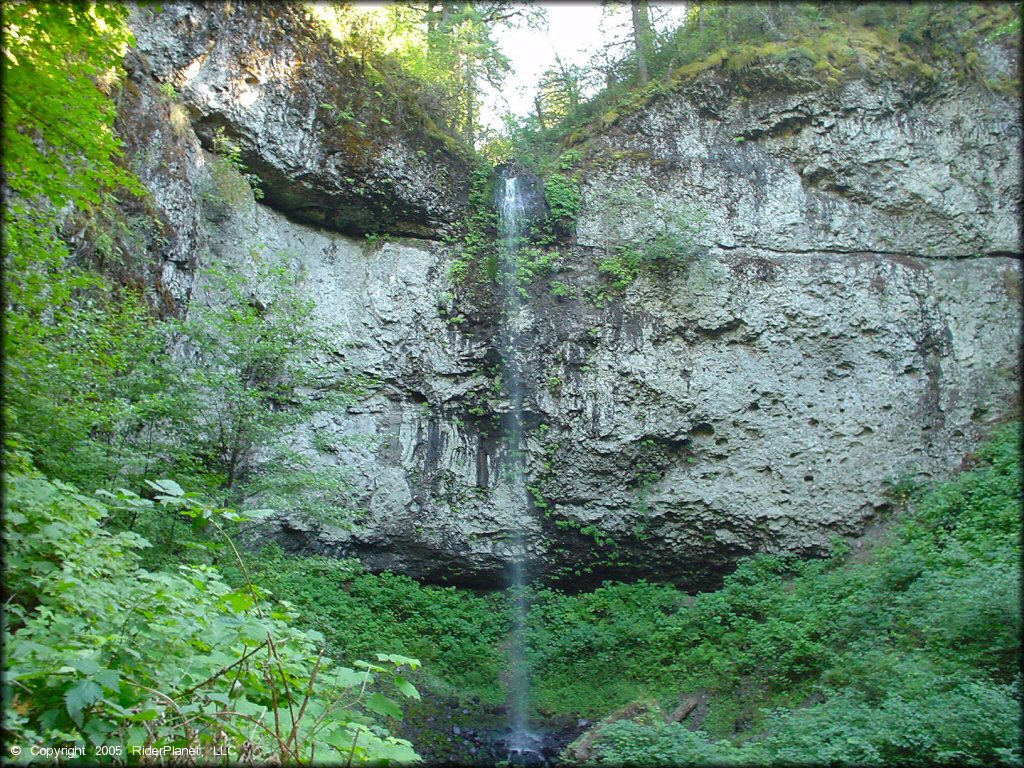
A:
[
  {"xmin": 481, "ymin": 2, "xmax": 689, "ymax": 136},
  {"xmin": 346, "ymin": 1, "xmax": 687, "ymax": 139}
]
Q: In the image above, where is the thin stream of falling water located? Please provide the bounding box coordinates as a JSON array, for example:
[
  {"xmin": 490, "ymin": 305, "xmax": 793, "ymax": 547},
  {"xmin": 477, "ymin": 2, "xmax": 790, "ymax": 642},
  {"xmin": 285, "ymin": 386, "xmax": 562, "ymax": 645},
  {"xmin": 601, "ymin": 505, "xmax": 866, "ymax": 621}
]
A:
[{"xmin": 496, "ymin": 174, "xmax": 541, "ymax": 763}]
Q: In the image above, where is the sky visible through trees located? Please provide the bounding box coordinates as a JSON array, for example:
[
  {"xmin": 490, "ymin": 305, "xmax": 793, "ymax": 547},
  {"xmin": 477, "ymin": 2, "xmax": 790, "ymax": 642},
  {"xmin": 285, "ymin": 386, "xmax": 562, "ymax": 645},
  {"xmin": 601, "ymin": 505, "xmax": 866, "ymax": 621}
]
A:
[{"xmin": 483, "ymin": 2, "xmax": 687, "ymax": 129}]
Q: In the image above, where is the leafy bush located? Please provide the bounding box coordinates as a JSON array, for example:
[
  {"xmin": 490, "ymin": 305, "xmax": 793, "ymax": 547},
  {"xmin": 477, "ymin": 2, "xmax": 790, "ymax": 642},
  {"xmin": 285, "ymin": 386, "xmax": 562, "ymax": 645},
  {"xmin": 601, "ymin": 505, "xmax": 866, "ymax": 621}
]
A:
[
  {"xmin": 516, "ymin": 247, "xmax": 562, "ymax": 289},
  {"xmin": 2, "ymin": 2, "xmax": 143, "ymax": 210},
  {"xmin": 744, "ymin": 656, "xmax": 1021, "ymax": 765},
  {"xmin": 578, "ymin": 423, "xmax": 1022, "ymax": 764},
  {"xmin": 3, "ymin": 470, "xmax": 421, "ymax": 764},
  {"xmin": 237, "ymin": 547, "xmax": 512, "ymax": 706},
  {"xmin": 590, "ymin": 720, "xmax": 732, "ymax": 766},
  {"xmin": 525, "ymin": 582, "xmax": 687, "ymax": 716},
  {"xmin": 3, "ymin": 212, "xmax": 180, "ymax": 492},
  {"xmin": 171, "ymin": 255, "xmax": 352, "ymax": 504},
  {"xmin": 543, "ymin": 172, "xmax": 581, "ymax": 227}
]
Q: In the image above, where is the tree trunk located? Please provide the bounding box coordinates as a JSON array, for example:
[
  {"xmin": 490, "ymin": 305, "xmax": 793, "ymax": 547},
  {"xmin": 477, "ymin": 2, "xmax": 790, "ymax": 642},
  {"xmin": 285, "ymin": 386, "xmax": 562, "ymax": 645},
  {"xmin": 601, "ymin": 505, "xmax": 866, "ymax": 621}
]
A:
[
  {"xmin": 427, "ymin": 2, "xmax": 458, "ymax": 54},
  {"xmin": 534, "ymin": 93, "xmax": 547, "ymax": 129},
  {"xmin": 463, "ymin": 57, "xmax": 475, "ymax": 145},
  {"xmin": 631, "ymin": 0, "xmax": 653, "ymax": 85},
  {"xmin": 555, "ymin": 55, "xmax": 580, "ymax": 110}
]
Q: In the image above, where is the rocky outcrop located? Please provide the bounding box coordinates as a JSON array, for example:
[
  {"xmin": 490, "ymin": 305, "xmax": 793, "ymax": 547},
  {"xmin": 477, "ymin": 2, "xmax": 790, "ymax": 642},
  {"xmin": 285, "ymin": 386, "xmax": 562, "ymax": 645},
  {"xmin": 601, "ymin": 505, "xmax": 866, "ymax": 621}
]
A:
[
  {"xmin": 572, "ymin": 61, "xmax": 1020, "ymax": 259},
  {"xmin": 114, "ymin": 6, "xmax": 1021, "ymax": 591},
  {"xmin": 518, "ymin": 250, "xmax": 1019, "ymax": 588},
  {"xmin": 505, "ymin": 61, "xmax": 1022, "ymax": 587},
  {"xmin": 256, "ymin": 66, "xmax": 1020, "ymax": 591},
  {"xmin": 129, "ymin": 2, "xmax": 471, "ymax": 239}
]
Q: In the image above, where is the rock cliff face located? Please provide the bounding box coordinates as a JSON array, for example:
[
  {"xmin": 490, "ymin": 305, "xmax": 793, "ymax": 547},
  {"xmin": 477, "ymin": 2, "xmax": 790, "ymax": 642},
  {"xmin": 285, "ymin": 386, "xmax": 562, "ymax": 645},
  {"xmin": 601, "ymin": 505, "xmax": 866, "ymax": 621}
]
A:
[
  {"xmin": 130, "ymin": 3, "xmax": 471, "ymax": 239},
  {"xmin": 119, "ymin": 5, "xmax": 1020, "ymax": 590},
  {"xmin": 572, "ymin": 65, "xmax": 1020, "ymax": 258}
]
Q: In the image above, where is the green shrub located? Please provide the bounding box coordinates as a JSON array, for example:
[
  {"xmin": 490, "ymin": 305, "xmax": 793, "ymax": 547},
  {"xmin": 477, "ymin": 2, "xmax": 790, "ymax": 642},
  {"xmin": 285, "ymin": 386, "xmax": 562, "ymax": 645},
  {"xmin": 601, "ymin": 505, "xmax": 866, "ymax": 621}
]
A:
[
  {"xmin": 747, "ymin": 666, "xmax": 1021, "ymax": 766},
  {"xmin": 590, "ymin": 720, "xmax": 732, "ymax": 766},
  {"xmin": 544, "ymin": 172, "xmax": 581, "ymax": 227},
  {"xmin": 3, "ymin": 471, "xmax": 420, "ymax": 764},
  {"xmin": 238, "ymin": 548, "xmax": 511, "ymax": 706}
]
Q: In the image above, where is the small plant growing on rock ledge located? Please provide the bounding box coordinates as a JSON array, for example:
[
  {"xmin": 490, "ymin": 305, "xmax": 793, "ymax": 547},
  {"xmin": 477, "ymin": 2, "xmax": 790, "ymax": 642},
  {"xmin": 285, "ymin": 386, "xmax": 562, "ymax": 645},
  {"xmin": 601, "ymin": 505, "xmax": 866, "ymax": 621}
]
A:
[
  {"xmin": 550, "ymin": 280, "xmax": 573, "ymax": 298},
  {"xmin": 595, "ymin": 180, "xmax": 708, "ymax": 294},
  {"xmin": 200, "ymin": 128, "xmax": 264, "ymax": 219}
]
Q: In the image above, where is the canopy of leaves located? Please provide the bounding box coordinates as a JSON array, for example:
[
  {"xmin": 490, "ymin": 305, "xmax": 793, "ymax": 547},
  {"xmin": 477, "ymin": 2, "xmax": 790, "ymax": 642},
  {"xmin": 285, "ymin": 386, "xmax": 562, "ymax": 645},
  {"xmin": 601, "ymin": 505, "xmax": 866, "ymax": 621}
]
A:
[
  {"xmin": 307, "ymin": 1, "xmax": 544, "ymax": 145},
  {"xmin": 2, "ymin": 2, "xmax": 142, "ymax": 209}
]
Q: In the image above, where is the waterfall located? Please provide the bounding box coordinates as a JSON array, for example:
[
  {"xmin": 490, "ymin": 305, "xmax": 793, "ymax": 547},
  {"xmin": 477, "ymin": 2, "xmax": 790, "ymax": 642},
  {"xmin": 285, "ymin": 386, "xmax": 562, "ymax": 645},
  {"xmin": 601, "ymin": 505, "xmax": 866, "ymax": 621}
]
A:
[{"xmin": 496, "ymin": 173, "xmax": 543, "ymax": 765}]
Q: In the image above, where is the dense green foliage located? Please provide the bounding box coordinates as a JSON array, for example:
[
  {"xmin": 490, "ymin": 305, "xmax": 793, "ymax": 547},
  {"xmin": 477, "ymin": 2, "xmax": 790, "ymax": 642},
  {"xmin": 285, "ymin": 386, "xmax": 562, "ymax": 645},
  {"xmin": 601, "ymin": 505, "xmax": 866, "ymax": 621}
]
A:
[
  {"xmin": 2, "ymin": 2, "xmax": 141, "ymax": 209},
  {"xmin": 4, "ymin": 2, "xmax": 160, "ymax": 490},
  {"xmin": 231, "ymin": 550, "xmax": 511, "ymax": 708},
  {"xmin": 3, "ymin": 4, "xmax": 420, "ymax": 763},
  {"xmin": 3, "ymin": 468, "xmax": 421, "ymax": 764},
  {"xmin": 236, "ymin": 425, "xmax": 1020, "ymax": 766}
]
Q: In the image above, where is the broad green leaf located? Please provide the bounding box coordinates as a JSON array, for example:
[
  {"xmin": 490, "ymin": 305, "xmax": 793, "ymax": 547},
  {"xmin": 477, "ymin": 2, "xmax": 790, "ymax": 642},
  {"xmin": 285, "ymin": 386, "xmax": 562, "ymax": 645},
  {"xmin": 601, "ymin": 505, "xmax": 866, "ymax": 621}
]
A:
[
  {"xmin": 148, "ymin": 478, "xmax": 185, "ymax": 496},
  {"xmin": 232, "ymin": 698, "xmax": 268, "ymax": 719},
  {"xmin": 332, "ymin": 667, "xmax": 371, "ymax": 688},
  {"xmin": 68, "ymin": 658, "xmax": 100, "ymax": 676},
  {"xmin": 392, "ymin": 675, "xmax": 420, "ymax": 700},
  {"xmin": 94, "ymin": 669, "xmax": 121, "ymax": 691},
  {"xmin": 364, "ymin": 692, "xmax": 403, "ymax": 720},
  {"xmin": 65, "ymin": 679, "xmax": 102, "ymax": 725},
  {"xmin": 372, "ymin": 738, "xmax": 419, "ymax": 763},
  {"xmin": 376, "ymin": 653, "xmax": 421, "ymax": 671},
  {"xmin": 324, "ymin": 724, "xmax": 372, "ymax": 750},
  {"xmin": 221, "ymin": 590, "xmax": 256, "ymax": 613}
]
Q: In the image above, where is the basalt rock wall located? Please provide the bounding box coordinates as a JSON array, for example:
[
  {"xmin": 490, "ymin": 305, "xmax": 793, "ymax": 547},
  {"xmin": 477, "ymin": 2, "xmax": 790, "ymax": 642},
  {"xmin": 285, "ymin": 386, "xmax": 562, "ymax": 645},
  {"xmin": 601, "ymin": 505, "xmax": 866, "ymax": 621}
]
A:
[
  {"xmin": 118, "ymin": 5, "xmax": 1021, "ymax": 590},
  {"xmin": 129, "ymin": 2, "xmax": 471, "ymax": 239}
]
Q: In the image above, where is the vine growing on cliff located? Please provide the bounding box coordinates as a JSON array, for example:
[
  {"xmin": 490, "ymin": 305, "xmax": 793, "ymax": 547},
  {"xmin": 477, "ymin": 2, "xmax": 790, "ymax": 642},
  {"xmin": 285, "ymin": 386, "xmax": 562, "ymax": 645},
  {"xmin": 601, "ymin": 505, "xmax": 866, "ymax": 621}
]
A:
[{"xmin": 448, "ymin": 163, "xmax": 498, "ymax": 285}]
